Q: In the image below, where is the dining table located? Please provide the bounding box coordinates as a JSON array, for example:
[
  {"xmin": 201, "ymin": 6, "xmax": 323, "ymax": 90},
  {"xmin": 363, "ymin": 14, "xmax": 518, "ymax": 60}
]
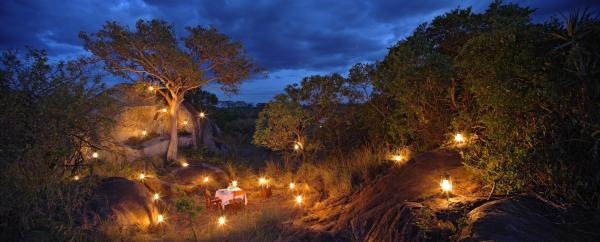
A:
[{"xmin": 214, "ymin": 187, "xmax": 247, "ymax": 209}]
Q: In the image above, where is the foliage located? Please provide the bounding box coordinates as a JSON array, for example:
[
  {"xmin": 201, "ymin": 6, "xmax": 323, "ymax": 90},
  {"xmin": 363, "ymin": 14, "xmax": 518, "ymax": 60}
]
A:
[{"xmin": 0, "ymin": 49, "xmax": 116, "ymax": 240}]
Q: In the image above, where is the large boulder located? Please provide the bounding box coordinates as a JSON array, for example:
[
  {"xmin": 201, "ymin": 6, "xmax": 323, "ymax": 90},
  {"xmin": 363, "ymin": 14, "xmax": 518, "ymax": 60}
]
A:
[
  {"xmin": 459, "ymin": 196, "xmax": 599, "ymax": 242},
  {"xmin": 291, "ymin": 150, "xmax": 484, "ymax": 241},
  {"xmin": 86, "ymin": 177, "xmax": 160, "ymax": 230}
]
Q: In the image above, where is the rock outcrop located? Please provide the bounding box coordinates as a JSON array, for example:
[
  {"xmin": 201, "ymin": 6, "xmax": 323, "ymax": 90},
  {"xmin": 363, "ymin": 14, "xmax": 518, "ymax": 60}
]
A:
[
  {"xmin": 97, "ymin": 84, "xmax": 227, "ymax": 163},
  {"xmin": 459, "ymin": 196, "xmax": 599, "ymax": 242},
  {"xmin": 86, "ymin": 177, "xmax": 160, "ymax": 230},
  {"xmin": 291, "ymin": 150, "xmax": 485, "ymax": 241}
]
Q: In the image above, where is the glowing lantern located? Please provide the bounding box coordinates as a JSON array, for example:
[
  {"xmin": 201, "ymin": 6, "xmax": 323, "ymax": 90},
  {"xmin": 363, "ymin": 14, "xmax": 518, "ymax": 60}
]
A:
[
  {"xmin": 296, "ymin": 195, "xmax": 303, "ymax": 205},
  {"xmin": 92, "ymin": 152, "xmax": 98, "ymax": 158},
  {"xmin": 232, "ymin": 180, "xmax": 238, "ymax": 187},
  {"xmin": 440, "ymin": 174, "xmax": 452, "ymax": 192},
  {"xmin": 393, "ymin": 154, "xmax": 403, "ymax": 162},
  {"xmin": 183, "ymin": 120, "xmax": 188, "ymax": 125},
  {"xmin": 454, "ymin": 133, "xmax": 465, "ymax": 143},
  {"xmin": 73, "ymin": 175, "xmax": 80, "ymax": 181},
  {"xmin": 259, "ymin": 177, "xmax": 267, "ymax": 186},
  {"xmin": 153, "ymin": 193, "xmax": 160, "ymax": 201},
  {"xmin": 203, "ymin": 176, "xmax": 209, "ymax": 183},
  {"xmin": 139, "ymin": 173, "xmax": 146, "ymax": 180},
  {"xmin": 161, "ymin": 108, "xmax": 168, "ymax": 113},
  {"xmin": 294, "ymin": 144, "xmax": 300, "ymax": 150},
  {"xmin": 289, "ymin": 182, "xmax": 295, "ymax": 190},
  {"xmin": 182, "ymin": 162, "xmax": 189, "ymax": 167},
  {"xmin": 141, "ymin": 130, "xmax": 147, "ymax": 136},
  {"xmin": 218, "ymin": 216, "xmax": 226, "ymax": 226},
  {"xmin": 148, "ymin": 86, "xmax": 154, "ymax": 91},
  {"xmin": 157, "ymin": 214, "xmax": 164, "ymax": 223},
  {"xmin": 199, "ymin": 112, "xmax": 206, "ymax": 118}
]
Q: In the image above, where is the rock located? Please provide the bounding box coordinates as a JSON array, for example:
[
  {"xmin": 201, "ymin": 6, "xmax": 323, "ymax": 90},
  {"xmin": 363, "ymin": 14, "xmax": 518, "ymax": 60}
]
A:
[
  {"xmin": 292, "ymin": 150, "xmax": 484, "ymax": 241},
  {"xmin": 459, "ymin": 196, "xmax": 599, "ymax": 242},
  {"xmin": 86, "ymin": 177, "xmax": 160, "ymax": 230}
]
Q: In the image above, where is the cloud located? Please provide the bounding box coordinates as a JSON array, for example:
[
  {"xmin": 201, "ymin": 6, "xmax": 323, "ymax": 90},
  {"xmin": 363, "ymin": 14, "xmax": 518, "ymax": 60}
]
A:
[{"xmin": 1, "ymin": 0, "xmax": 598, "ymax": 102}]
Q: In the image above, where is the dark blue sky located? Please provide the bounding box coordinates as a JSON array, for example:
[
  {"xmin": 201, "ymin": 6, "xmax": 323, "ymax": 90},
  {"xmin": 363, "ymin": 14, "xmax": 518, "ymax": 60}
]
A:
[{"xmin": 1, "ymin": 0, "xmax": 598, "ymax": 103}]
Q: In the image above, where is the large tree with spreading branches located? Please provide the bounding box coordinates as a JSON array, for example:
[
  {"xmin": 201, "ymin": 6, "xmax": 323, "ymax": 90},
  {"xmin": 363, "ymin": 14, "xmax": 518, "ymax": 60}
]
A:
[{"xmin": 80, "ymin": 19, "xmax": 258, "ymax": 160}]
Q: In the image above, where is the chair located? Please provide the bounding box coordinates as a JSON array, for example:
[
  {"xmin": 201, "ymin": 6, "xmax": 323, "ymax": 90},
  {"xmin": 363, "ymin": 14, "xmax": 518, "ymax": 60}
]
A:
[
  {"xmin": 230, "ymin": 190, "xmax": 246, "ymax": 211},
  {"xmin": 203, "ymin": 189, "xmax": 221, "ymax": 210}
]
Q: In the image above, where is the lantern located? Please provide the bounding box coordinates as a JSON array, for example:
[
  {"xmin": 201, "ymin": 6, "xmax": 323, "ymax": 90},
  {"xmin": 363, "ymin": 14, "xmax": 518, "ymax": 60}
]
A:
[
  {"xmin": 148, "ymin": 86, "xmax": 154, "ymax": 91},
  {"xmin": 139, "ymin": 173, "xmax": 146, "ymax": 180},
  {"xmin": 182, "ymin": 162, "xmax": 189, "ymax": 167},
  {"xmin": 157, "ymin": 214, "xmax": 164, "ymax": 223},
  {"xmin": 161, "ymin": 108, "xmax": 167, "ymax": 113},
  {"xmin": 232, "ymin": 180, "xmax": 238, "ymax": 187},
  {"xmin": 454, "ymin": 133, "xmax": 465, "ymax": 143},
  {"xmin": 296, "ymin": 195, "xmax": 302, "ymax": 205},
  {"xmin": 259, "ymin": 177, "xmax": 267, "ymax": 186},
  {"xmin": 203, "ymin": 176, "xmax": 209, "ymax": 183},
  {"xmin": 440, "ymin": 174, "xmax": 452, "ymax": 192},
  {"xmin": 199, "ymin": 112, "xmax": 206, "ymax": 118},
  {"xmin": 289, "ymin": 182, "xmax": 295, "ymax": 190},
  {"xmin": 183, "ymin": 120, "xmax": 188, "ymax": 125},
  {"xmin": 218, "ymin": 216, "xmax": 226, "ymax": 226},
  {"xmin": 393, "ymin": 154, "xmax": 403, "ymax": 162},
  {"xmin": 141, "ymin": 130, "xmax": 147, "ymax": 136},
  {"xmin": 73, "ymin": 175, "xmax": 80, "ymax": 181},
  {"xmin": 92, "ymin": 152, "xmax": 98, "ymax": 158}
]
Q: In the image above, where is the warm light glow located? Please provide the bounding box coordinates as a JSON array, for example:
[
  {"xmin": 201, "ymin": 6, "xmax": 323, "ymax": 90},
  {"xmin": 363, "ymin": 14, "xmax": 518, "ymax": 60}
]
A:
[
  {"xmin": 157, "ymin": 214, "xmax": 164, "ymax": 223},
  {"xmin": 183, "ymin": 120, "xmax": 188, "ymax": 125},
  {"xmin": 294, "ymin": 144, "xmax": 300, "ymax": 150},
  {"xmin": 142, "ymin": 130, "xmax": 147, "ymax": 136},
  {"xmin": 162, "ymin": 108, "xmax": 168, "ymax": 113},
  {"xmin": 441, "ymin": 179, "xmax": 452, "ymax": 192},
  {"xmin": 296, "ymin": 195, "xmax": 303, "ymax": 205},
  {"xmin": 73, "ymin": 175, "xmax": 80, "ymax": 181},
  {"xmin": 289, "ymin": 182, "xmax": 295, "ymax": 190},
  {"xmin": 203, "ymin": 176, "xmax": 209, "ymax": 183},
  {"xmin": 199, "ymin": 112, "xmax": 206, "ymax": 118},
  {"xmin": 182, "ymin": 162, "xmax": 189, "ymax": 167},
  {"xmin": 148, "ymin": 86, "xmax": 154, "ymax": 91},
  {"xmin": 218, "ymin": 216, "xmax": 226, "ymax": 226},
  {"xmin": 139, "ymin": 173, "xmax": 146, "ymax": 180},
  {"xmin": 92, "ymin": 152, "xmax": 98, "ymax": 158},
  {"xmin": 454, "ymin": 133, "xmax": 465, "ymax": 143},
  {"xmin": 153, "ymin": 193, "xmax": 160, "ymax": 201},
  {"xmin": 259, "ymin": 177, "xmax": 267, "ymax": 185},
  {"xmin": 232, "ymin": 180, "xmax": 238, "ymax": 187},
  {"xmin": 393, "ymin": 154, "xmax": 403, "ymax": 162}
]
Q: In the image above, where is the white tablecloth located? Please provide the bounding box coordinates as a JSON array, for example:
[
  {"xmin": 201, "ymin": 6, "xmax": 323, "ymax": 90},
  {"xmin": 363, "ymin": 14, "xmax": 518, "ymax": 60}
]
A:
[{"xmin": 215, "ymin": 187, "xmax": 247, "ymax": 208}]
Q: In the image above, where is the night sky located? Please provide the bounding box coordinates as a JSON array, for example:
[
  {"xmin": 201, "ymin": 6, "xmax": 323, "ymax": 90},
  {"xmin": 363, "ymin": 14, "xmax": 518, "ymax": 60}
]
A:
[{"xmin": 1, "ymin": 0, "xmax": 598, "ymax": 103}]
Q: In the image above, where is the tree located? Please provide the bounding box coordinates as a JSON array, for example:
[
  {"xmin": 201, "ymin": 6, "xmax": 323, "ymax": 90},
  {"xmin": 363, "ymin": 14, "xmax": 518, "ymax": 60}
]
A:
[
  {"xmin": 80, "ymin": 19, "xmax": 257, "ymax": 160},
  {"xmin": 253, "ymin": 94, "xmax": 312, "ymax": 160}
]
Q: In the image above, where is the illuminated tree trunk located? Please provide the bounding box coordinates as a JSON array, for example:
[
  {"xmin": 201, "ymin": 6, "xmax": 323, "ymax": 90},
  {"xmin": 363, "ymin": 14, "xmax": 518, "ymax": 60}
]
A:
[{"xmin": 166, "ymin": 97, "xmax": 180, "ymax": 161}]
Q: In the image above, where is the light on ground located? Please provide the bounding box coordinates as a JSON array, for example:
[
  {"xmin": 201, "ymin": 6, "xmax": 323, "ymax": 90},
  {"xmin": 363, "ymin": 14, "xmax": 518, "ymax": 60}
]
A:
[
  {"xmin": 440, "ymin": 175, "xmax": 453, "ymax": 192},
  {"xmin": 289, "ymin": 182, "xmax": 295, "ymax": 190},
  {"xmin": 203, "ymin": 176, "xmax": 209, "ymax": 183},
  {"xmin": 161, "ymin": 108, "xmax": 167, "ymax": 113},
  {"xmin": 259, "ymin": 177, "xmax": 267, "ymax": 185},
  {"xmin": 92, "ymin": 152, "xmax": 98, "ymax": 158},
  {"xmin": 142, "ymin": 130, "xmax": 147, "ymax": 136},
  {"xmin": 73, "ymin": 175, "xmax": 80, "ymax": 181},
  {"xmin": 393, "ymin": 154, "xmax": 403, "ymax": 162},
  {"xmin": 139, "ymin": 173, "xmax": 146, "ymax": 180},
  {"xmin": 148, "ymin": 86, "xmax": 154, "ymax": 91},
  {"xmin": 199, "ymin": 112, "xmax": 206, "ymax": 118},
  {"xmin": 218, "ymin": 216, "xmax": 226, "ymax": 226},
  {"xmin": 182, "ymin": 162, "xmax": 189, "ymax": 167},
  {"xmin": 153, "ymin": 193, "xmax": 160, "ymax": 201},
  {"xmin": 454, "ymin": 133, "xmax": 465, "ymax": 143},
  {"xmin": 296, "ymin": 195, "xmax": 302, "ymax": 205},
  {"xmin": 157, "ymin": 214, "xmax": 164, "ymax": 223}
]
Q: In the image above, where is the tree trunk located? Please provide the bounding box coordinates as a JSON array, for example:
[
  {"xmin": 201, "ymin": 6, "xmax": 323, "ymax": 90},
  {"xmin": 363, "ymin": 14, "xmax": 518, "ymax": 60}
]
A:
[
  {"xmin": 190, "ymin": 112, "xmax": 198, "ymax": 150},
  {"xmin": 166, "ymin": 98, "xmax": 180, "ymax": 161}
]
